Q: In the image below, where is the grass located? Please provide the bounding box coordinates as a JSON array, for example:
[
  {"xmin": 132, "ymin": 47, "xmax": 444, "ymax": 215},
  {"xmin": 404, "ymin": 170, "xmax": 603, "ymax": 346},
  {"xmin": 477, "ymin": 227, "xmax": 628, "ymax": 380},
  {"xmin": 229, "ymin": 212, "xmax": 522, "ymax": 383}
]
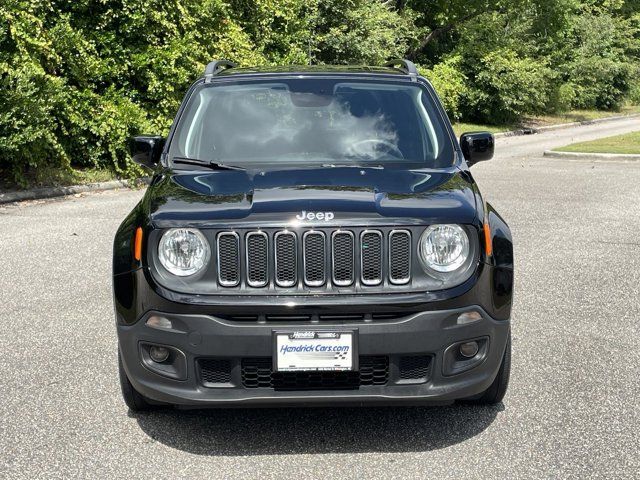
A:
[
  {"xmin": 531, "ymin": 105, "xmax": 640, "ymax": 127},
  {"xmin": 452, "ymin": 122, "xmax": 514, "ymax": 136},
  {"xmin": 553, "ymin": 130, "xmax": 640, "ymax": 154},
  {"xmin": 452, "ymin": 105, "xmax": 640, "ymax": 136},
  {"xmin": 0, "ymin": 166, "xmax": 117, "ymax": 192}
]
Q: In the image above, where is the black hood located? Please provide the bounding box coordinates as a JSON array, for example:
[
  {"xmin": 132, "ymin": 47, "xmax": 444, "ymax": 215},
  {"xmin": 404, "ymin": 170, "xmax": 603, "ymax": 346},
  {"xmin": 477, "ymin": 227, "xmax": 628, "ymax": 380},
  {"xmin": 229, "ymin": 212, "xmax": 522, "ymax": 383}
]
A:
[{"xmin": 146, "ymin": 166, "xmax": 478, "ymax": 228}]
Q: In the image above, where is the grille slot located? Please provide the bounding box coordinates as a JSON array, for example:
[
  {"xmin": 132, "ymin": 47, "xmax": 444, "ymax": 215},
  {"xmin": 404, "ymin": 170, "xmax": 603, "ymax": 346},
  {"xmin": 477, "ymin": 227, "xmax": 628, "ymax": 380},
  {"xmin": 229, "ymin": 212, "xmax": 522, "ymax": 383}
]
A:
[
  {"xmin": 303, "ymin": 231, "xmax": 326, "ymax": 286},
  {"xmin": 359, "ymin": 356, "xmax": 390, "ymax": 385},
  {"xmin": 217, "ymin": 232, "xmax": 240, "ymax": 286},
  {"xmin": 266, "ymin": 314, "xmax": 312, "ymax": 321},
  {"xmin": 360, "ymin": 230, "xmax": 383, "ymax": 285},
  {"xmin": 389, "ymin": 230, "xmax": 411, "ymax": 284},
  {"xmin": 275, "ymin": 231, "xmax": 297, "ymax": 287},
  {"xmin": 241, "ymin": 357, "xmax": 273, "ymax": 388},
  {"xmin": 199, "ymin": 359, "xmax": 232, "ymax": 385},
  {"xmin": 216, "ymin": 312, "xmax": 411, "ymax": 322},
  {"xmin": 332, "ymin": 231, "xmax": 355, "ymax": 286},
  {"xmin": 318, "ymin": 313, "xmax": 366, "ymax": 321},
  {"xmin": 399, "ymin": 355, "xmax": 431, "ymax": 381},
  {"xmin": 246, "ymin": 232, "xmax": 268, "ymax": 287},
  {"xmin": 241, "ymin": 356, "xmax": 389, "ymax": 389}
]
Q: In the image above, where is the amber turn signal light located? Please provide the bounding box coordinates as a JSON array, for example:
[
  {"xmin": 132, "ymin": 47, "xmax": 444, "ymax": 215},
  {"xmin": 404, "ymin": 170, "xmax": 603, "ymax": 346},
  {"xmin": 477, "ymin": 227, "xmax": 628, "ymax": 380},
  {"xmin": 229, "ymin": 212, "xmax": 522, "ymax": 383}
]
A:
[
  {"xmin": 134, "ymin": 227, "xmax": 143, "ymax": 261},
  {"xmin": 483, "ymin": 222, "xmax": 492, "ymax": 257}
]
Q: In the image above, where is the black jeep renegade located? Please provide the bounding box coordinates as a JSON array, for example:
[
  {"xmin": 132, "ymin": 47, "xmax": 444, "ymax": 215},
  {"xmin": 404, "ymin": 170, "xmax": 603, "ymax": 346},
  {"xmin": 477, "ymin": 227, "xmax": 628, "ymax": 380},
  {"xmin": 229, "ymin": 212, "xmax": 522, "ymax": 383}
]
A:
[{"xmin": 113, "ymin": 59, "xmax": 513, "ymax": 410}]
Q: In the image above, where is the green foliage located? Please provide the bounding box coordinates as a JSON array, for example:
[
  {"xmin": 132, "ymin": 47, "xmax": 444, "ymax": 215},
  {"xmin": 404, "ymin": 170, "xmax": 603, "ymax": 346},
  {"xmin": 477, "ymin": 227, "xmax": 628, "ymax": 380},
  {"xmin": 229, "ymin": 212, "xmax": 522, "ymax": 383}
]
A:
[
  {"xmin": 311, "ymin": 0, "xmax": 415, "ymax": 65},
  {"xmin": 466, "ymin": 49, "xmax": 556, "ymax": 123},
  {"xmin": 0, "ymin": 0, "xmax": 296, "ymax": 185},
  {"xmin": 562, "ymin": 12, "xmax": 637, "ymax": 109},
  {"xmin": 630, "ymin": 80, "xmax": 640, "ymax": 105},
  {"xmin": 0, "ymin": 0, "xmax": 639, "ymax": 186},
  {"xmin": 418, "ymin": 56, "xmax": 467, "ymax": 122}
]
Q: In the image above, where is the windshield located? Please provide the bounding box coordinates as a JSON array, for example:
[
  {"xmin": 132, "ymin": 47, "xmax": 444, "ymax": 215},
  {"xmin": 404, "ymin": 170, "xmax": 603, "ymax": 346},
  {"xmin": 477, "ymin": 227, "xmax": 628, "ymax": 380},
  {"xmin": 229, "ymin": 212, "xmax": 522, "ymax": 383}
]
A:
[{"xmin": 169, "ymin": 78, "xmax": 454, "ymax": 169}]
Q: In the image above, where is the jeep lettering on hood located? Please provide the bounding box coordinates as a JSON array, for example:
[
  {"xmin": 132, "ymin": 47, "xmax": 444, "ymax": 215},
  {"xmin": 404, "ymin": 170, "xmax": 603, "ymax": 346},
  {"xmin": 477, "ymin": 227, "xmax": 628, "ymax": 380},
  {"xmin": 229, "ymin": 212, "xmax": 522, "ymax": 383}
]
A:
[{"xmin": 296, "ymin": 211, "xmax": 335, "ymax": 221}]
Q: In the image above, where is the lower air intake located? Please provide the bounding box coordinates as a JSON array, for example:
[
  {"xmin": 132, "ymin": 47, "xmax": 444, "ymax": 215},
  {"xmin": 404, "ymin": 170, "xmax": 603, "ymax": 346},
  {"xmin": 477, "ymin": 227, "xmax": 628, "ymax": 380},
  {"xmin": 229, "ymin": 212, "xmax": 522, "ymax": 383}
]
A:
[
  {"xmin": 241, "ymin": 356, "xmax": 389, "ymax": 390},
  {"xmin": 199, "ymin": 359, "xmax": 232, "ymax": 385},
  {"xmin": 398, "ymin": 355, "xmax": 431, "ymax": 381}
]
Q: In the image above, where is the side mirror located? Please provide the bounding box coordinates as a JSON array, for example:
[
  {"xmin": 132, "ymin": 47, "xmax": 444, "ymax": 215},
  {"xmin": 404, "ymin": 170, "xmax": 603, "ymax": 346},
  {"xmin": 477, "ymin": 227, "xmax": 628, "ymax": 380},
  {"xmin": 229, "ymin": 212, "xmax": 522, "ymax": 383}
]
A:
[
  {"xmin": 129, "ymin": 136, "xmax": 165, "ymax": 169},
  {"xmin": 460, "ymin": 132, "xmax": 494, "ymax": 166}
]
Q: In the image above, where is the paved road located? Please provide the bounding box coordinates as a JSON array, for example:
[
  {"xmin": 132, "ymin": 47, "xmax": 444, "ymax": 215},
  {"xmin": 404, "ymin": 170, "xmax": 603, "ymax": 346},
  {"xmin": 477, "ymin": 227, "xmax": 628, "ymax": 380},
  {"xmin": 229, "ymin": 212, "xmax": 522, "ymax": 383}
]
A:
[{"xmin": 1, "ymin": 118, "xmax": 639, "ymax": 479}]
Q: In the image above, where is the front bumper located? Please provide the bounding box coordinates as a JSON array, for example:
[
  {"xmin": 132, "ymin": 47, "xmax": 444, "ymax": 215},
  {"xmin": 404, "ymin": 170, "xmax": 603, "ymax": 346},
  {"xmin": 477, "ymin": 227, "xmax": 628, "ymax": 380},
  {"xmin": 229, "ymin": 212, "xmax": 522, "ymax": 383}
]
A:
[{"xmin": 117, "ymin": 306, "xmax": 510, "ymax": 407}]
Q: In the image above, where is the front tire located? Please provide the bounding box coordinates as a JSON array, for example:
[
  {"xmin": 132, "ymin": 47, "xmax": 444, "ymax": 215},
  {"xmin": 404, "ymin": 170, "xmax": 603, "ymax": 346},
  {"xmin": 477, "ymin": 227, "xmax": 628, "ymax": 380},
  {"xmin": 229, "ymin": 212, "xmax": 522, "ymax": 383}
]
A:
[
  {"xmin": 466, "ymin": 332, "xmax": 511, "ymax": 405},
  {"xmin": 118, "ymin": 349, "xmax": 154, "ymax": 412}
]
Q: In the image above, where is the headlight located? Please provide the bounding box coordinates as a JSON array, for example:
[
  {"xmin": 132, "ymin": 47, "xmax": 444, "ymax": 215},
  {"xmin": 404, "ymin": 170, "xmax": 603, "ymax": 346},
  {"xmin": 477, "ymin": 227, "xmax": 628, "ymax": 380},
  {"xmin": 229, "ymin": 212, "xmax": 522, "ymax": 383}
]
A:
[
  {"xmin": 418, "ymin": 224, "xmax": 470, "ymax": 274},
  {"xmin": 158, "ymin": 228, "xmax": 210, "ymax": 276}
]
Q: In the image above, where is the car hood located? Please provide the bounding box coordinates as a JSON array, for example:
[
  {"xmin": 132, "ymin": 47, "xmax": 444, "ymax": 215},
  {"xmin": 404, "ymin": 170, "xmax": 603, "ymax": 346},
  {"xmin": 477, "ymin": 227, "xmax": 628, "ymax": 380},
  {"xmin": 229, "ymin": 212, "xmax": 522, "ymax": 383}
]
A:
[{"xmin": 147, "ymin": 166, "xmax": 478, "ymax": 228}]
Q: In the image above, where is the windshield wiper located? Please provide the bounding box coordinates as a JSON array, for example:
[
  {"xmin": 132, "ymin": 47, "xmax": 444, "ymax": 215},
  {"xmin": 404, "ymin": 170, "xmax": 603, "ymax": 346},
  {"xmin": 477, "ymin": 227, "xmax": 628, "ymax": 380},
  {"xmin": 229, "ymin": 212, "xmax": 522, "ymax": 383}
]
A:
[
  {"xmin": 171, "ymin": 156, "xmax": 245, "ymax": 171},
  {"xmin": 322, "ymin": 163, "xmax": 384, "ymax": 169}
]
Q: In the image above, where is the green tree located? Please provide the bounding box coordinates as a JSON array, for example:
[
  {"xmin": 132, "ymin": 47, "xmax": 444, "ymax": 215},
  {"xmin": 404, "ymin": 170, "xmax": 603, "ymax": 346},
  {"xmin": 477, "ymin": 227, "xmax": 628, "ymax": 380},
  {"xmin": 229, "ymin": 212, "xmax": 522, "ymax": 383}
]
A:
[{"xmin": 1, "ymin": 0, "xmax": 639, "ymax": 186}]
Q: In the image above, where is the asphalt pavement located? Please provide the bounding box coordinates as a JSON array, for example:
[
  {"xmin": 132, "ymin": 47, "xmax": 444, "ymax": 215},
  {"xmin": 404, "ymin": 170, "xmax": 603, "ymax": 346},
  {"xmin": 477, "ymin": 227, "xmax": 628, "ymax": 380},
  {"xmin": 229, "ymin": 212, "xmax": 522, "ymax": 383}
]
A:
[{"xmin": 1, "ymin": 117, "xmax": 639, "ymax": 479}]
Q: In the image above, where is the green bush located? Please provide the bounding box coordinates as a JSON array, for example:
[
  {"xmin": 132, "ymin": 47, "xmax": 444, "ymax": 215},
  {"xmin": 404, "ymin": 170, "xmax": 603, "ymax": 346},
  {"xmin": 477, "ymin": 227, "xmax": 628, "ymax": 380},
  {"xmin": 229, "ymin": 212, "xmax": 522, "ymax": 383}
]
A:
[
  {"xmin": 630, "ymin": 79, "xmax": 640, "ymax": 105},
  {"xmin": 311, "ymin": 0, "xmax": 414, "ymax": 65},
  {"xmin": 552, "ymin": 83, "xmax": 578, "ymax": 114},
  {"xmin": 0, "ymin": 0, "xmax": 295, "ymax": 185},
  {"xmin": 563, "ymin": 13, "xmax": 636, "ymax": 110},
  {"xmin": 464, "ymin": 49, "xmax": 556, "ymax": 124},
  {"xmin": 419, "ymin": 56, "xmax": 467, "ymax": 122}
]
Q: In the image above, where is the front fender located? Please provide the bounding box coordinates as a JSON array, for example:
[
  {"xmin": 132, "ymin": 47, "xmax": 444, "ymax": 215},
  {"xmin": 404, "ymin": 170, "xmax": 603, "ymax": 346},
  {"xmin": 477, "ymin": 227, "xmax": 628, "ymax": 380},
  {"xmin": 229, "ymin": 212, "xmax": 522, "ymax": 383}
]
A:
[{"xmin": 484, "ymin": 202, "xmax": 514, "ymax": 320}]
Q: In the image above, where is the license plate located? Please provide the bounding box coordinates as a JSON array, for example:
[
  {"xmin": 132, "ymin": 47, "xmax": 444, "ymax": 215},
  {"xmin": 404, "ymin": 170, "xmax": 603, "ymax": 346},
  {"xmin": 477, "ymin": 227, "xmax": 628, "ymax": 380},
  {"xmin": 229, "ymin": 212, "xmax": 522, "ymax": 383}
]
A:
[{"xmin": 274, "ymin": 331, "xmax": 355, "ymax": 372}]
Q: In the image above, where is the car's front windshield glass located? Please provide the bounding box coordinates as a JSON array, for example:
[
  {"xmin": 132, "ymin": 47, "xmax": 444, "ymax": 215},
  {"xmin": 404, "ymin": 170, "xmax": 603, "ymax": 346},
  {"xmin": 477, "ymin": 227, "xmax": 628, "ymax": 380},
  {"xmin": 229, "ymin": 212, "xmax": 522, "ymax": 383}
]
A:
[{"xmin": 169, "ymin": 78, "xmax": 454, "ymax": 169}]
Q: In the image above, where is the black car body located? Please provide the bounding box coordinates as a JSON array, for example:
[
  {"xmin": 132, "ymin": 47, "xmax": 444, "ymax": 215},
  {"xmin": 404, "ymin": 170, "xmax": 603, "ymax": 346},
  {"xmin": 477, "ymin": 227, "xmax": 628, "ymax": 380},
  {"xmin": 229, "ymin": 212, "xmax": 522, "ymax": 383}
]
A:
[{"xmin": 113, "ymin": 60, "xmax": 513, "ymax": 410}]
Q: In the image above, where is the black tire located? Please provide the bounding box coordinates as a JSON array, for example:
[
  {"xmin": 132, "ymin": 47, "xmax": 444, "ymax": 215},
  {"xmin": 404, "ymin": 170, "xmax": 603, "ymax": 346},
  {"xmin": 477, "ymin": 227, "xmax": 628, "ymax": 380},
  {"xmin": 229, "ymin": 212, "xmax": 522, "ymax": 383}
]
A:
[
  {"xmin": 118, "ymin": 349, "xmax": 154, "ymax": 412},
  {"xmin": 467, "ymin": 332, "xmax": 511, "ymax": 405}
]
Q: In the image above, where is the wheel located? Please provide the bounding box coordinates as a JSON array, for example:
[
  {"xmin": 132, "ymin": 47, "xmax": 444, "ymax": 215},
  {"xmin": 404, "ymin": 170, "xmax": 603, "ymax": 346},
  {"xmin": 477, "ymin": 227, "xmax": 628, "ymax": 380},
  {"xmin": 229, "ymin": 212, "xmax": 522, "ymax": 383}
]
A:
[
  {"xmin": 466, "ymin": 331, "xmax": 511, "ymax": 405},
  {"xmin": 118, "ymin": 348, "xmax": 154, "ymax": 411}
]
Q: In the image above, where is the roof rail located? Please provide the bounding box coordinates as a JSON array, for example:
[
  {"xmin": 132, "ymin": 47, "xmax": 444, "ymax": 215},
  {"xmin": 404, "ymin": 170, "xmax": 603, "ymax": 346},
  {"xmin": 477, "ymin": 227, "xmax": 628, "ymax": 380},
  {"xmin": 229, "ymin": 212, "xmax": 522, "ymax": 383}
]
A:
[
  {"xmin": 383, "ymin": 59, "xmax": 418, "ymax": 81},
  {"xmin": 204, "ymin": 59, "xmax": 237, "ymax": 82}
]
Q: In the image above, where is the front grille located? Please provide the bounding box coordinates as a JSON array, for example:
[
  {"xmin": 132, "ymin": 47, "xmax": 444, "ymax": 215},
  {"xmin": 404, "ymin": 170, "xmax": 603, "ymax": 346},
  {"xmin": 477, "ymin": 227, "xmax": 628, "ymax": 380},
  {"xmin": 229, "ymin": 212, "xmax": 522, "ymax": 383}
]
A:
[
  {"xmin": 389, "ymin": 230, "xmax": 411, "ymax": 284},
  {"xmin": 210, "ymin": 227, "xmax": 416, "ymax": 289},
  {"xmin": 361, "ymin": 230, "xmax": 383, "ymax": 285},
  {"xmin": 217, "ymin": 233, "xmax": 240, "ymax": 286},
  {"xmin": 303, "ymin": 231, "xmax": 326, "ymax": 286},
  {"xmin": 241, "ymin": 356, "xmax": 389, "ymax": 390},
  {"xmin": 246, "ymin": 232, "xmax": 268, "ymax": 287},
  {"xmin": 275, "ymin": 231, "xmax": 296, "ymax": 287},
  {"xmin": 199, "ymin": 359, "xmax": 232, "ymax": 385},
  {"xmin": 332, "ymin": 231, "xmax": 355, "ymax": 285}
]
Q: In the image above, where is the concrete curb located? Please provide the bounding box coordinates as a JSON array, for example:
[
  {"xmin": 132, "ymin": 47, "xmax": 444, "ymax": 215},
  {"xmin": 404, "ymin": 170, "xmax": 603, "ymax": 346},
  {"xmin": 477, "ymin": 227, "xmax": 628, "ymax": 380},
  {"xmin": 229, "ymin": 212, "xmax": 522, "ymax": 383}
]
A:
[
  {"xmin": 0, "ymin": 178, "xmax": 151, "ymax": 205},
  {"xmin": 493, "ymin": 113, "xmax": 640, "ymax": 138},
  {"xmin": 543, "ymin": 150, "xmax": 640, "ymax": 161}
]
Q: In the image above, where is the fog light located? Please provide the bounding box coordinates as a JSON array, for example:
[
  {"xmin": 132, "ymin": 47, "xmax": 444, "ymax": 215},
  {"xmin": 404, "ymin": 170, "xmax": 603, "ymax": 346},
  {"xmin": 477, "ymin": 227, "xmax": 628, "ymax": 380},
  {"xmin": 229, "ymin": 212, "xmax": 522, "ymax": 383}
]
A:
[
  {"xmin": 459, "ymin": 341, "xmax": 479, "ymax": 358},
  {"xmin": 149, "ymin": 346, "xmax": 170, "ymax": 363}
]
